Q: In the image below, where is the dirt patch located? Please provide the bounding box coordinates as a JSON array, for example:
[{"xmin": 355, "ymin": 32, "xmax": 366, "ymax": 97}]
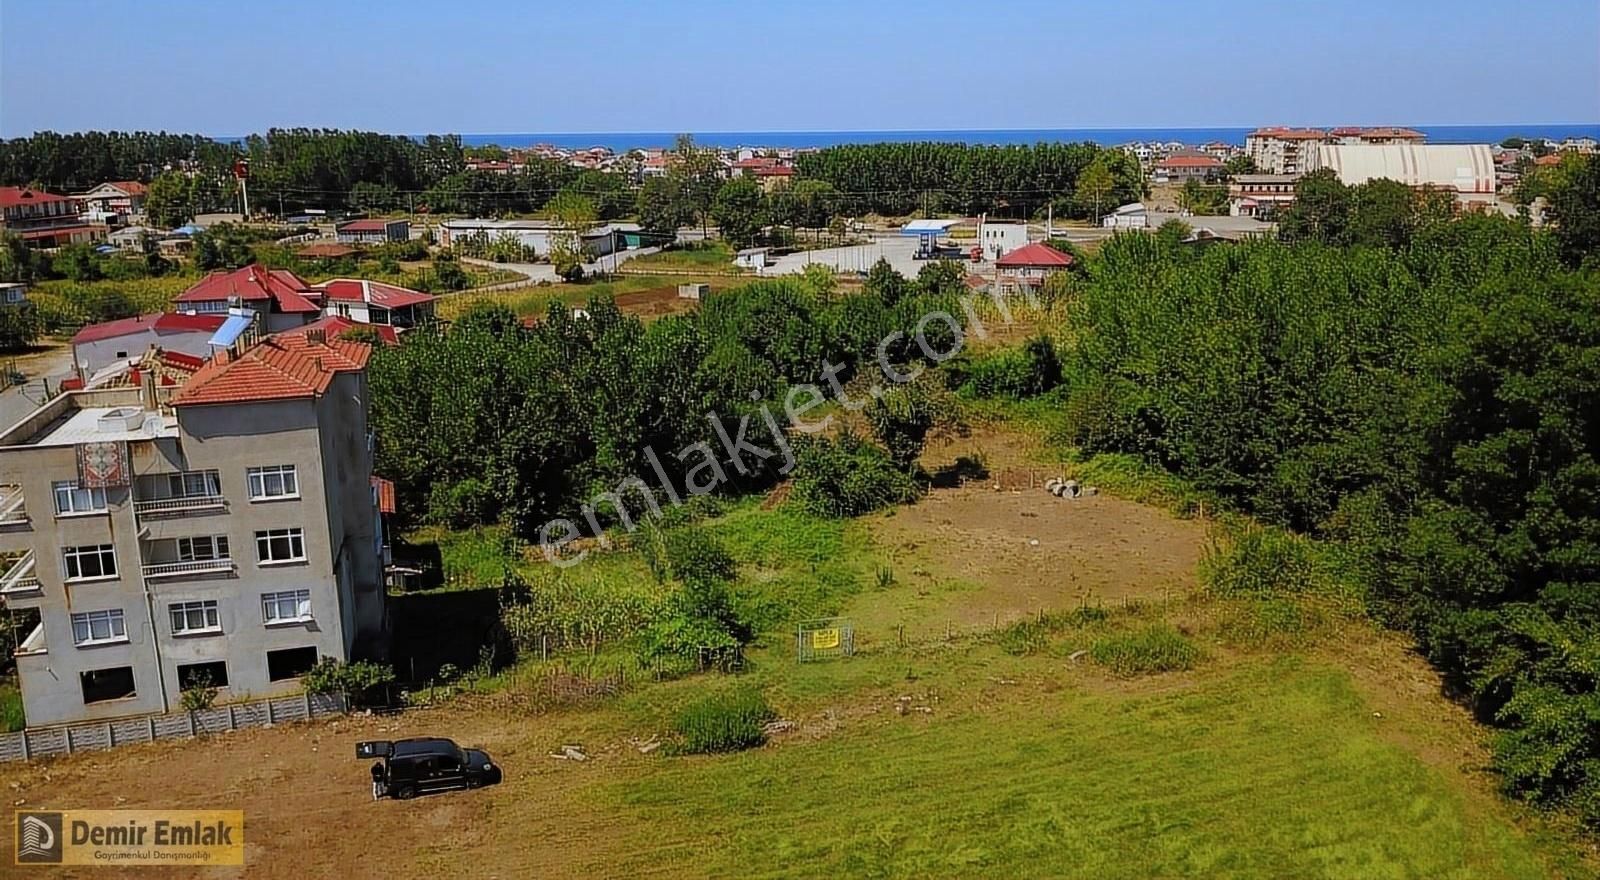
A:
[
  {"xmin": 612, "ymin": 285, "xmax": 701, "ymax": 318},
  {"xmin": 860, "ymin": 483, "xmax": 1207, "ymax": 638}
]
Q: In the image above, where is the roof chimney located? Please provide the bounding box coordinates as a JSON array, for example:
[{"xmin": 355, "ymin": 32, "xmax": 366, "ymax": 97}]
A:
[{"xmin": 306, "ymin": 328, "xmax": 327, "ymax": 346}]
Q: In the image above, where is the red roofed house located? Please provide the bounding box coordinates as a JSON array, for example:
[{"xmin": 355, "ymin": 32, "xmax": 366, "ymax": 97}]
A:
[
  {"xmin": 77, "ymin": 181, "xmax": 150, "ymax": 219},
  {"xmin": 334, "ymin": 218, "xmax": 410, "ymax": 244},
  {"xmin": 313, "ymin": 278, "xmax": 435, "ymax": 333},
  {"xmin": 1153, "ymin": 155, "xmax": 1223, "ymax": 184},
  {"xmin": 70, "ymin": 311, "xmax": 228, "ymax": 377},
  {"xmin": 0, "ymin": 186, "xmax": 103, "ymax": 248},
  {"xmin": 995, "ymin": 242, "xmax": 1074, "ymax": 294},
  {"xmin": 174, "ymin": 264, "xmax": 323, "ymax": 332},
  {"xmin": 0, "ymin": 328, "xmax": 387, "ymax": 726},
  {"xmin": 280, "ymin": 314, "xmax": 399, "ymax": 346}
]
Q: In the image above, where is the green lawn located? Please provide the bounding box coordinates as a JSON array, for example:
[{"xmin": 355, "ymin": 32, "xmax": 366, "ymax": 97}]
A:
[
  {"xmin": 626, "ymin": 242, "xmax": 744, "ymax": 271},
  {"xmin": 0, "ymin": 680, "xmax": 22, "ymax": 732},
  {"xmin": 595, "ymin": 654, "xmax": 1582, "ymax": 879}
]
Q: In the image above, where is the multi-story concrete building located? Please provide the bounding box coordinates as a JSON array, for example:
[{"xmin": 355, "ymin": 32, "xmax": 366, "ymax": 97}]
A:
[
  {"xmin": 1244, "ymin": 128, "xmax": 1330, "ymax": 174},
  {"xmin": 0, "ymin": 186, "xmax": 103, "ymax": 248},
  {"xmin": 0, "ymin": 332, "xmax": 386, "ymax": 727}
]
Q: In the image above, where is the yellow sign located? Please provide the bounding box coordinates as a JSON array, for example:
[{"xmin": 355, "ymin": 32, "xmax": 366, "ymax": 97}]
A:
[
  {"xmin": 15, "ymin": 809, "xmax": 244, "ymax": 867},
  {"xmin": 811, "ymin": 628, "xmax": 841, "ymax": 650}
]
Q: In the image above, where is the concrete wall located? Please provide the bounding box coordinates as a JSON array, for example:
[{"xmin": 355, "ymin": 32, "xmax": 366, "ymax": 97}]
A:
[{"xmin": 73, "ymin": 330, "xmax": 216, "ymax": 377}]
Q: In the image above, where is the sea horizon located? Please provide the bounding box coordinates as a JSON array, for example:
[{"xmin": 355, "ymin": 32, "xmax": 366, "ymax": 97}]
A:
[{"xmin": 438, "ymin": 124, "xmax": 1600, "ymax": 151}]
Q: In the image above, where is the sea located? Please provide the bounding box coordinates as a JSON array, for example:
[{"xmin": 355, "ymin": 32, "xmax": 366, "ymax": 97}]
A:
[{"xmin": 454, "ymin": 125, "xmax": 1600, "ymax": 151}]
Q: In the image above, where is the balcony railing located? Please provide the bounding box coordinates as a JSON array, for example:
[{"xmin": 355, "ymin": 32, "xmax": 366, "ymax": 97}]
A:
[
  {"xmin": 141, "ymin": 557, "xmax": 235, "ymax": 579},
  {"xmin": 133, "ymin": 494, "xmax": 226, "ymax": 517},
  {"xmin": 0, "ymin": 486, "xmax": 28, "ymax": 527},
  {"xmin": 0, "ymin": 551, "xmax": 39, "ymax": 594}
]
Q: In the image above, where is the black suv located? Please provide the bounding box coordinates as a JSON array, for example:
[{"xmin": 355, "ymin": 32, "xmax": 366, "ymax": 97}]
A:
[{"xmin": 357, "ymin": 737, "xmax": 503, "ymax": 800}]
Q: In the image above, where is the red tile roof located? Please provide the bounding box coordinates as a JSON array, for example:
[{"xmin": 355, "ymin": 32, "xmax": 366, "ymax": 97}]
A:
[
  {"xmin": 0, "ymin": 186, "xmax": 74, "ymax": 208},
  {"xmin": 753, "ymin": 165, "xmax": 795, "ymax": 177},
  {"xmin": 176, "ymin": 264, "xmax": 322, "ymax": 313},
  {"xmin": 108, "ymin": 181, "xmax": 148, "ymax": 197},
  {"xmin": 371, "ymin": 476, "xmax": 396, "ymax": 514},
  {"xmin": 1534, "ymin": 154, "xmax": 1564, "ymax": 166},
  {"xmin": 71, "ymin": 312, "xmax": 227, "ymax": 345},
  {"xmin": 315, "ymin": 278, "xmax": 435, "ymax": 309},
  {"xmin": 1156, "ymin": 156, "xmax": 1223, "ymax": 169},
  {"xmin": 18, "ymin": 225, "xmax": 102, "ymax": 240},
  {"xmin": 1248, "ymin": 127, "xmax": 1327, "ymax": 140},
  {"xmin": 174, "ymin": 333, "xmax": 371, "ymax": 406},
  {"xmin": 279, "ymin": 314, "xmax": 399, "ymax": 345},
  {"xmin": 336, "ymin": 219, "xmax": 395, "ymax": 233},
  {"xmin": 996, "ymin": 242, "xmax": 1074, "ymax": 268}
]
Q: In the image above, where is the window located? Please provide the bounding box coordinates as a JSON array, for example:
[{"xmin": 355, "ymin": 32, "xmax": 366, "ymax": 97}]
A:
[
  {"xmin": 63, "ymin": 544, "xmax": 117, "ymax": 580},
  {"xmin": 53, "ymin": 481, "xmax": 107, "ymax": 516},
  {"xmin": 177, "ymin": 660, "xmax": 228, "ymax": 689},
  {"xmin": 261, "ymin": 589, "xmax": 311, "ymax": 624},
  {"xmin": 255, "ymin": 528, "xmax": 305, "ymax": 563},
  {"xmin": 168, "ymin": 471, "xmax": 221, "ymax": 499},
  {"xmin": 71, "ymin": 609, "xmax": 127, "ymax": 645},
  {"xmin": 169, "ymin": 600, "xmax": 220, "ymax": 634},
  {"xmin": 80, "ymin": 666, "xmax": 136, "ymax": 703},
  {"xmin": 247, "ymin": 465, "xmax": 299, "ymax": 500},
  {"xmin": 266, "ymin": 646, "xmax": 318, "ymax": 681},
  {"xmin": 177, "ymin": 535, "xmax": 230, "ymax": 562}
]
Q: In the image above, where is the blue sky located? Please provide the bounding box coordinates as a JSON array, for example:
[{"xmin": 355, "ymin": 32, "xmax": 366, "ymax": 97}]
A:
[{"xmin": 2, "ymin": 0, "xmax": 1596, "ymax": 136}]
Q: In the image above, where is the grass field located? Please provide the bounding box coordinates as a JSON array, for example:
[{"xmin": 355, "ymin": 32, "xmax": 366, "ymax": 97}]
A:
[
  {"xmin": 3, "ymin": 425, "xmax": 1594, "ymax": 877},
  {"xmin": 434, "ymin": 273, "xmax": 742, "ymax": 321},
  {"xmin": 625, "ymin": 241, "xmax": 747, "ymax": 272}
]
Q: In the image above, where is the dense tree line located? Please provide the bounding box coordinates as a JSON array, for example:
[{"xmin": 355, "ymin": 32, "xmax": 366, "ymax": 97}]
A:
[
  {"xmin": 792, "ymin": 141, "xmax": 1144, "ymax": 218},
  {"xmin": 0, "ymin": 131, "xmax": 234, "ymax": 191},
  {"xmin": 1054, "ymin": 158, "xmax": 1600, "ymax": 827},
  {"xmin": 368, "ymin": 261, "xmax": 968, "ymax": 539}
]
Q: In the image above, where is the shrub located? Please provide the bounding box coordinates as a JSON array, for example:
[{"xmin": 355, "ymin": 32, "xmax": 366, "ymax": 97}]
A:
[
  {"xmin": 179, "ymin": 671, "xmax": 219, "ymax": 712},
  {"xmin": 1090, "ymin": 624, "xmax": 1201, "ymax": 676},
  {"xmin": 670, "ymin": 688, "xmax": 775, "ymax": 755},
  {"xmin": 998, "ymin": 606, "xmax": 1109, "ymax": 656},
  {"xmin": 957, "ymin": 336, "xmax": 1062, "ymax": 399},
  {"xmin": 428, "ymin": 477, "xmax": 496, "ymax": 528},
  {"xmin": 791, "ymin": 431, "xmax": 920, "ymax": 518},
  {"xmin": 0, "ymin": 684, "xmax": 26, "ymax": 732},
  {"xmin": 303, "ymin": 658, "xmax": 396, "ymax": 708},
  {"xmin": 1199, "ymin": 525, "xmax": 1332, "ymax": 597}
]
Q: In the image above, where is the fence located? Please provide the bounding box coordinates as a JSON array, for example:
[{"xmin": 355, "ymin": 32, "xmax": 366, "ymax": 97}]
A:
[{"xmin": 0, "ymin": 692, "xmax": 346, "ymax": 763}]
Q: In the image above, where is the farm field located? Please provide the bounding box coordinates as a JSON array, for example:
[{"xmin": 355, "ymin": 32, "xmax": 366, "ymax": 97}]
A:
[
  {"xmin": 434, "ymin": 274, "xmax": 744, "ymax": 321},
  {"xmin": 0, "ymin": 425, "xmax": 1593, "ymax": 879}
]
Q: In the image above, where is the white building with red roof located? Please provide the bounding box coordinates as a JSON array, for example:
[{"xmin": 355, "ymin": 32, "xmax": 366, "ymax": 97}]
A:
[
  {"xmin": 995, "ymin": 242, "xmax": 1074, "ymax": 293},
  {"xmin": 77, "ymin": 181, "xmax": 150, "ymax": 220},
  {"xmin": 334, "ymin": 218, "xmax": 409, "ymax": 244},
  {"xmin": 173, "ymin": 264, "xmax": 323, "ymax": 332},
  {"xmin": 0, "ymin": 186, "xmax": 103, "ymax": 248},
  {"xmin": 1153, "ymin": 155, "xmax": 1224, "ymax": 184},
  {"xmin": 312, "ymin": 278, "xmax": 435, "ymax": 334},
  {"xmin": 69, "ymin": 312, "xmax": 228, "ymax": 377}
]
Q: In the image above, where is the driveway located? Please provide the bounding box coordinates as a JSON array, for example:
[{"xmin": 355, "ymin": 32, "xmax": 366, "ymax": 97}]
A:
[{"xmin": 462, "ymin": 246, "xmax": 663, "ymax": 290}]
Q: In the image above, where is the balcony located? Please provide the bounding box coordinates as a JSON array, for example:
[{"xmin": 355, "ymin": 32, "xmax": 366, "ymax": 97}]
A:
[
  {"xmin": 0, "ymin": 485, "xmax": 28, "ymax": 528},
  {"xmin": 0, "ymin": 551, "xmax": 39, "ymax": 595},
  {"xmin": 142, "ymin": 557, "xmax": 235, "ymax": 580},
  {"xmin": 133, "ymin": 494, "xmax": 226, "ymax": 517},
  {"xmin": 16, "ymin": 621, "xmax": 45, "ymax": 656}
]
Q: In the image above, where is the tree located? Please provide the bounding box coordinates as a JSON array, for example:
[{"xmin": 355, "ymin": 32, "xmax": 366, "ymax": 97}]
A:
[
  {"xmin": 546, "ymin": 191, "xmax": 596, "ymax": 281},
  {"xmin": 864, "ymin": 258, "xmax": 910, "ymax": 305},
  {"xmin": 1278, "ymin": 169, "xmax": 1352, "ymax": 245},
  {"xmin": 711, "ymin": 177, "xmax": 766, "ymax": 250},
  {"xmin": 768, "ymin": 179, "xmax": 837, "ymax": 230},
  {"xmin": 145, "ymin": 171, "xmax": 193, "ymax": 228},
  {"xmin": 1075, "ymin": 158, "xmax": 1116, "ymax": 223},
  {"xmin": 191, "ymin": 224, "xmax": 254, "ymax": 271},
  {"xmin": 1348, "ymin": 178, "xmax": 1422, "ymax": 249},
  {"xmin": 865, "ymin": 376, "xmax": 946, "ymax": 472},
  {"xmin": 1544, "ymin": 153, "xmax": 1600, "ymax": 268},
  {"xmin": 1224, "ymin": 155, "xmax": 1258, "ymax": 177},
  {"xmin": 668, "ymin": 135, "xmax": 723, "ymax": 238},
  {"xmin": 350, "ymin": 181, "xmax": 400, "ymax": 213},
  {"xmin": 638, "ymin": 176, "xmax": 694, "ymax": 236}
]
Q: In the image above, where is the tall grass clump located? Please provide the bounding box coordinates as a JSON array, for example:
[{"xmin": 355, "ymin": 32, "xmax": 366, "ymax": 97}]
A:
[
  {"xmin": 670, "ymin": 688, "xmax": 776, "ymax": 755},
  {"xmin": 998, "ymin": 606, "xmax": 1110, "ymax": 656},
  {"xmin": 1090, "ymin": 624, "xmax": 1201, "ymax": 676}
]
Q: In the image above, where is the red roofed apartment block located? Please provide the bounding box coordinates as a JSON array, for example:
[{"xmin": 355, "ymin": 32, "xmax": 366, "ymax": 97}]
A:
[{"xmin": 0, "ymin": 186, "xmax": 103, "ymax": 248}]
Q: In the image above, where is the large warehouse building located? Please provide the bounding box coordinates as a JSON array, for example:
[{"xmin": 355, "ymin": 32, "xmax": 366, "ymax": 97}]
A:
[{"xmin": 1304, "ymin": 144, "xmax": 1497, "ymax": 206}]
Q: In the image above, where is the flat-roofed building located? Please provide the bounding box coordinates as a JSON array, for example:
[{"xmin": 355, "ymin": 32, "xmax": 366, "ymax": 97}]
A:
[{"xmin": 1305, "ymin": 143, "xmax": 1497, "ymax": 205}]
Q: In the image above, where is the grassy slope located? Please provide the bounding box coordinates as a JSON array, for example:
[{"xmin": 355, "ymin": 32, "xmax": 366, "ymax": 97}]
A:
[{"xmin": 597, "ymin": 653, "xmax": 1572, "ymax": 879}]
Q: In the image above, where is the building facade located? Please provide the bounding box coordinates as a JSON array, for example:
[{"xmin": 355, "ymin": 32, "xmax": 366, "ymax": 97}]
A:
[
  {"xmin": 1244, "ymin": 128, "xmax": 1329, "ymax": 174},
  {"xmin": 335, "ymin": 219, "xmax": 410, "ymax": 244},
  {"xmin": 1228, "ymin": 174, "xmax": 1301, "ymax": 218},
  {"xmin": 0, "ymin": 334, "xmax": 386, "ymax": 727},
  {"xmin": 0, "ymin": 187, "xmax": 103, "ymax": 248}
]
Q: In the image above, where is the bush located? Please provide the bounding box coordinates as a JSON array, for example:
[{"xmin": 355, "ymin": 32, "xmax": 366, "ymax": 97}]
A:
[
  {"xmin": 1198, "ymin": 525, "xmax": 1332, "ymax": 597},
  {"xmin": 303, "ymin": 657, "xmax": 396, "ymax": 707},
  {"xmin": 1090, "ymin": 624, "xmax": 1201, "ymax": 676},
  {"xmin": 429, "ymin": 477, "xmax": 496, "ymax": 528},
  {"xmin": 791, "ymin": 431, "xmax": 920, "ymax": 518},
  {"xmin": 670, "ymin": 688, "xmax": 775, "ymax": 754},
  {"xmin": 998, "ymin": 606, "xmax": 1109, "ymax": 656},
  {"xmin": 957, "ymin": 336, "xmax": 1062, "ymax": 399}
]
